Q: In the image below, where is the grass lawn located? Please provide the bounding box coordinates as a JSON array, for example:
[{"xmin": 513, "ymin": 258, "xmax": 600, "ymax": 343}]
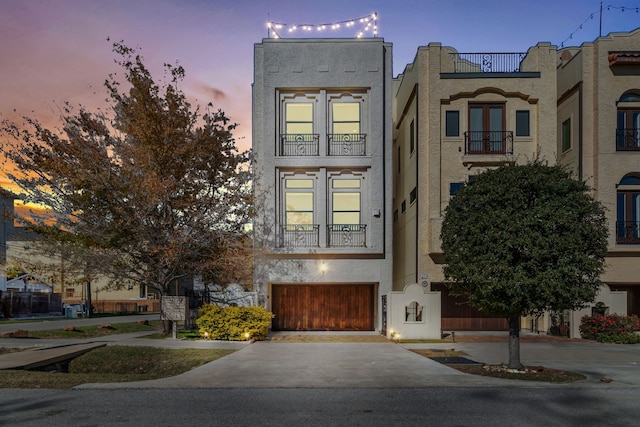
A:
[
  {"xmin": 0, "ymin": 346, "xmax": 235, "ymax": 389},
  {"xmin": 5, "ymin": 321, "xmax": 161, "ymax": 339}
]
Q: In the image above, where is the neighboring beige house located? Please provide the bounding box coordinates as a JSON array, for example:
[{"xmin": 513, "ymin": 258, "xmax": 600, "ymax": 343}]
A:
[
  {"xmin": 392, "ymin": 42, "xmax": 558, "ymax": 331},
  {"xmin": 557, "ymin": 28, "xmax": 640, "ymax": 336},
  {"xmin": 252, "ymin": 38, "xmax": 394, "ymax": 333}
]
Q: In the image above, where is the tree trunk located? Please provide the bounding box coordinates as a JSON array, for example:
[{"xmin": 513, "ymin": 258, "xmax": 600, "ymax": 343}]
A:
[
  {"xmin": 507, "ymin": 316, "xmax": 523, "ymax": 370},
  {"xmin": 85, "ymin": 281, "xmax": 92, "ymax": 317}
]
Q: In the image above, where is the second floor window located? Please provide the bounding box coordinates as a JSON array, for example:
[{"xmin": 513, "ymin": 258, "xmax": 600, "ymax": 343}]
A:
[
  {"xmin": 284, "ymin": 179, "xmax": 314, "ymax": 228},
  {"xmin": 331, "ymin": 179, "xmax": 361, "ymax": 225},
  {"xmin": 281, "ymin": 177, "xmax": 318, "ymax": 247},
  {"xmin": 329, "ymin": 175, "xmax": 366, "ymax": 247}
]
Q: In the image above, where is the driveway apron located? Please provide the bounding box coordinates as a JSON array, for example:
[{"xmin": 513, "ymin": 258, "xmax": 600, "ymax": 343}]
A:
[{"xmin": 76, "ymin": 341, "xmax": 496, "ymax": 389}]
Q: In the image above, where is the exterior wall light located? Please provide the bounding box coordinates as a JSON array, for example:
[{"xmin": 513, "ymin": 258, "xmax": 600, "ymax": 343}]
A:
[{"xmin": 320, "ymin": 262, "xmax": 328, "ymax": 274}]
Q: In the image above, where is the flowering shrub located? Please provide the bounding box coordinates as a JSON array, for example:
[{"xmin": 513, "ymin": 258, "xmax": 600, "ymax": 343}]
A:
[
  {"xmin": 579, "ymin": 313, "xmax": 640, "ymax": 343},
  {"xmin": 196, "ymin": 304, "xmax": 274, "ymax": 341}
]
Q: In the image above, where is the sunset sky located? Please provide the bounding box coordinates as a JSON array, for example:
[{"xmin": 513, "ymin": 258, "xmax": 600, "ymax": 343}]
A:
[{"xmin": 2, "ymin": 0, "xmax": 640, "ymax": 193}]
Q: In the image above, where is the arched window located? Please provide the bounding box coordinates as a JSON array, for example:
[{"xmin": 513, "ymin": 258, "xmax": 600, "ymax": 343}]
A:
[
  {"xmin": 617, "ymin": 174, "xmax": 640, "ymax": 244},
  {"xmin": 405, "ymin": 301, "xmax": 423, "ymax": 322},
  {"xmin": 617, "ymin": 92, "xmax": 640, "ymax": 151}
]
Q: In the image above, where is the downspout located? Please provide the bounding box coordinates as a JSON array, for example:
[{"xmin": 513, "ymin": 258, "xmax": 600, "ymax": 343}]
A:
[
  {"xmin": 578, "ymin": 81, "xmax": 583, "ymax": 181},
  {"xmin": 383, "ymin": 45, "xmax": 387, "ymax": 260},
  {"xmin": 415, "ymin": 88, "xmax": 419, "ymax": 285}
]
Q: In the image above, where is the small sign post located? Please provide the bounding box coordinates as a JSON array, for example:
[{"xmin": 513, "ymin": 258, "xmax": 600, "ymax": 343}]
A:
[{"xmin": 161, "ymin": 296, "xmax": 188, "ymax": 339}]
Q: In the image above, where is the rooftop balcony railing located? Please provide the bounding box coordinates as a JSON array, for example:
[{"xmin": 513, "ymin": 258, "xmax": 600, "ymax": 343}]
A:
[
  {"xmin": 327, "ymin": 224, "xmax": 367, "ymax": 247},
  {"xmin": 464, "ymin": 131, "xmax": 514, "ymax": 155},
  {"xmin": 279, "ymin": 224, "xmax": 319, "ymax": 247},
  {"xmin": 280, "ymin": 134, "xmax": 319, "ymax": 156},
  {"xmin": 616, "ymin": 222, "xmax": 640, "ymax": 244},
  {"xmin": 328, "ymin": 134, "xmax": 366, "ymax": 156},
  {"xmin": 616, "ymin": 129, "xmax": 640, "ymax": 151},
  {"xmin": 450, "ymin": 52, "xmax": 527, "ymax": 73}
]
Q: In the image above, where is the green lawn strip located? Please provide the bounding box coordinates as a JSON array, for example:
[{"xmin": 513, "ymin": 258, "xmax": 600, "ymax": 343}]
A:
[
  {"xmin": 0, "ymin": 313, "xmax": 159, "ymax": 325},
  {"xmin": 14, "ymin": 321, "xmax": 161, "ymax": 339},
  {"xmin": 0, "ymin": 346, "xmax": 235, "ymax": 389}
]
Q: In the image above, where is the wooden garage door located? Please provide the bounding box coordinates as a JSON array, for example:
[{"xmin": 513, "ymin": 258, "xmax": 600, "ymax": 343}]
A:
[
  {"xmin": 431, "ymin": 283, "xmax": 508, "ymax": 331},
  {"xmin": 272, "ymin": 284, "xmax": 374, "ymax": 331}
]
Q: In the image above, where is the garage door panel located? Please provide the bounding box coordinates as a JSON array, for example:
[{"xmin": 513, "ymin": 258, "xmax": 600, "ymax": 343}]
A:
[{"xmin": 272, "ymin": 284, "xmax": 374, "ymax": 331}]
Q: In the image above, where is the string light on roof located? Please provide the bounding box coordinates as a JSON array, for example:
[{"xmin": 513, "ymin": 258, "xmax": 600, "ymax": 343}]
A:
[
  {"xmin": 559, "ymin": 3, "xmax": 640, "ymax": 48},
  {"xmin": 267, "ymin": 12, "xmax": 378, "ymax": 39}
]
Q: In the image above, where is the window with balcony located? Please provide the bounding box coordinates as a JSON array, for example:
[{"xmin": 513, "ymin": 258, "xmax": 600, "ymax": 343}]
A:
[
  {"xmin": 465, "ymin": 104, "xmax": 512, "ymax": 154},
  {"xmin": 280, "ymin": 94, "xmax": 319, "ymax": 156},
  {"xmin": 280, "ymin": 176, "xmax": 318, "ymax": 247},
  {"xmin": 616, "ymin": 92, "xmax": 640, "ymax": 151},
  {"xmin": 329, "ymin": 98, "xmax": 365, "ymax": 156},
  {"xmin": 616, "ymin": 174, "xmax": 640, "ymax": 244},
  {"xmin": 328, "ymin": 177, "xmax": 365, "ymax": 247}
]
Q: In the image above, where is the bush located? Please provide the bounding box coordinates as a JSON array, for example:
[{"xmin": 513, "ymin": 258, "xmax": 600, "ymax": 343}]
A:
[
  {"xmin": 196, "ymin": 305, "xmax": 274, "ymax": 341},
  {"xmin": 579, "ymin": 313, "xmax": 640, "ymax": 343}
]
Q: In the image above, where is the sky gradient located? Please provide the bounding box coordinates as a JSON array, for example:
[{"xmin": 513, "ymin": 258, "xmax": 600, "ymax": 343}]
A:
[{"xmin": 2, "ymin": 0, "xmax": 640, "ymax": 192}]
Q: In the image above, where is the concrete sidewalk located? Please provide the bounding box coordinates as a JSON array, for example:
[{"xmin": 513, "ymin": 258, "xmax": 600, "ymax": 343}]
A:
[
  {"xmin": 2, "ymin": 321, "xmax": 640, "ymax": 389},
  {"xmin": 76, "ymin": 336, "xmax": 640, "ymax": 389}
]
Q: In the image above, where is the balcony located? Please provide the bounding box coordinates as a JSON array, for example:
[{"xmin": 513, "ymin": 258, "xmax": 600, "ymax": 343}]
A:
[
  {"xmin": 327, "ymin": 224, "xmax": 367, "ymax": 247},
  {"xmin": 616, "ymin": 222, "xmax": 640, "ymax": 244},
  {"xmin": 464, "ymin": 131, "xmax": 514, "ymax": 155},
  {"xmin": 279, "ymin": 224, "xmax": 319, "ymax": 247},
  {"xmin": 449, "ymin": 52, "xmax": 526, "ymax": 73},
  {"xmin": 280, "ymin": 134, "xmax": 319, "ymax": 156},
  {"xmin": 328, "ymin": 134, "xmax": 366, "ymax": 156},
  {"xmin": 616, "ymin": 129, "xmax": 640, "ymax": 151}
]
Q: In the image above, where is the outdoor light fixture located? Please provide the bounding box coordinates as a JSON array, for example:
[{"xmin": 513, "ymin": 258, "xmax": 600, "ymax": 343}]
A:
[
  {"xmin": 320, "ymin": 262, "xmax": 328, "ymax": 274},
  {"xmin": 244, "ymin": 332, "xmax": 251, "ymax": 340}
]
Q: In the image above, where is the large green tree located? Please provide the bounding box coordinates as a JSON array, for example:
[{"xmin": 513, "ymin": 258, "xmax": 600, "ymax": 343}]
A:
[
  {"xmin": 440, "ymin": 161, "xmax": 608, "ymax": 369},
  {"xmin": 1, "ymin": 43, "xmax": 251, "ymax": 320}
]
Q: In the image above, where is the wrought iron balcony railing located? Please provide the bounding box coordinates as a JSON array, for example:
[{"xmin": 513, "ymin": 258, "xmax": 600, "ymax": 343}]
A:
[
  {"xmin": 328, "ymin": 134, "xmax": 366, "ymax": 156},
  {"xmin": 327, "ymin": 224, "xmax": 367, "ymax": 247},
  {"xmin": 279, "ymin": 224, "xmax": 319, "ymax": 247},
  {"xmin": 450, "ymin": 52, "xmax": 527, "ymax": 73},
  {"xmin": 280, "ymin": 134, "xmax": 319, "ymax": 156},
  {"xmin": 616, "ymin": 222, "xmax": 640, "ymax": 244},
  {"xmin": 464, "ymin": 131, "xmax": 514, "ymax": 155},
  {"xmin": 616, "ymin": 129, "xmax": 640, "ymax": 151}
]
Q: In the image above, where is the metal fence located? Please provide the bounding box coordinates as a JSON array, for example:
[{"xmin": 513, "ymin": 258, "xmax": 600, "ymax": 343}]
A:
[{"xmin": 450, "ymin": 52, "xmax": 526, "ymax": 73}]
